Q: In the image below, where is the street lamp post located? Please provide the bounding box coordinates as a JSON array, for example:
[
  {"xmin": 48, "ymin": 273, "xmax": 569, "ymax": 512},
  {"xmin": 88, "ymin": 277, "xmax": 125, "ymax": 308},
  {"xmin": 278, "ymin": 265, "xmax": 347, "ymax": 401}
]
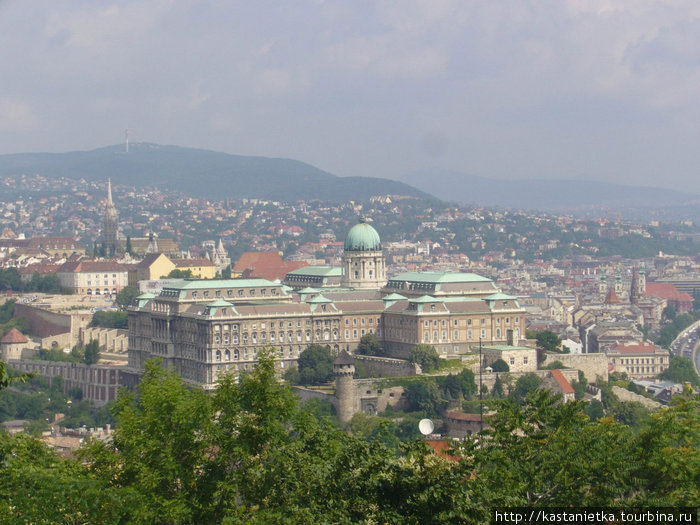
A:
[{"xmin": 479, "ymin": 337, "xmax": 483, "ymax": 434}]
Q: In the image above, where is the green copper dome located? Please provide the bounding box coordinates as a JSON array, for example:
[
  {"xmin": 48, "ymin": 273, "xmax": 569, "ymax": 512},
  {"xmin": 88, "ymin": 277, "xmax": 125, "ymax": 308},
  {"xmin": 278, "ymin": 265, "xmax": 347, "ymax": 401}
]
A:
[{"xmin": 344, "ymin": 217, "xmax": 382, "ymax": 252}]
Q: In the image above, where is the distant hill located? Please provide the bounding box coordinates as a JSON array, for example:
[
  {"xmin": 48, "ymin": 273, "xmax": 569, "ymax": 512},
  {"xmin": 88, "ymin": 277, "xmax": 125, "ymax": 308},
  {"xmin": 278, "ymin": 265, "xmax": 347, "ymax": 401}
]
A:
[
  {"xmin": 0, "ymin": 143, "xmax": 432, "ymax": 202},
  {"xmin": 402, "ymin": 168, "xmax": 700, "ymax": 211}
]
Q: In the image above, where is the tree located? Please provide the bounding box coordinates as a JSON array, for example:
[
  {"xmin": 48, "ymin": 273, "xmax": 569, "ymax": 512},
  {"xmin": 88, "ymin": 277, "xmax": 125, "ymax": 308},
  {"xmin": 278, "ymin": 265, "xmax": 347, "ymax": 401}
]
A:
[
  {"xmin": 405, "ymin": 379, "xmax": 446, "ymax": 416},
  {"xmin": 356, "ymin": 333, "xmax": 383, "ymax": 356},
  {"xmin": 535, "ymin": 330, "xmax": 562, "ymax": 352},
  {"xmin": 659, "ymin": 356, "xmax": 700, "ymax": 387},
  {"xmin": 585, "ymin": 399, "xmax": 604, "ymax": 421},
  {"xmin": 125, "ymin": 235, "xmax": 133, "ymax": 255},
  {"xmin": 80, "ymin": 358, "xmax": 216, "ymax": 523},
  {"xmin": 543, "ymin": 360, "xmax": 565, "ymax": 370},
  {"xmin": 409, "ymin": 344, "xmax": 441, "ymax": 372},
  {"xmin": 663, "ymin": 304, "xmax": 677, "ymax": 321},
  {"xmin": 490, "ymin": 358, "xmax": 510, "ymax": 372},
  {"xmin": 83, "ymin": 339, "xmax": 100, "ymax": 365},
  {"xmin": 292, "ymin": 344, "xmax": 334, "ymax": 385},
  {"xmin": 510, "ymin": 372, "xmax": 542, "ymax": 404},
  {"xmin": 165, "ymin": 269, "xmax": 193, "ymax": 279},
  {"xmin": 115, "ymin": 285, "xmax": 140, "ymax": 310},
  {"xmin": 90, "ymin": 310, "xmax": 128, "ymax": 329},
  {"xmin": 491, "ymin": 375, "xmax": 505, "ymax": 398}
]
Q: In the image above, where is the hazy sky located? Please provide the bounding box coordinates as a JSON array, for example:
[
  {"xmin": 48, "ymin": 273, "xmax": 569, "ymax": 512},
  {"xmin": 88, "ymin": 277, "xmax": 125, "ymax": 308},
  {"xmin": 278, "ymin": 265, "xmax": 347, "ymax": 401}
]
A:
[{"xmin": 1, "ymin": 1, "xmax": 699, "ymax": 193}]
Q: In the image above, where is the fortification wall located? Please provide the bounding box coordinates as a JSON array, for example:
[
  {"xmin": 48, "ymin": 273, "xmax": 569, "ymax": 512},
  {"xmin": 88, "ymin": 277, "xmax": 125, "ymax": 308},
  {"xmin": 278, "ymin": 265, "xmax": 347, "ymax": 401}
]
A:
[
  {"xmin": 9, "ymin": 359, "xmax": 125, "ymax": 407},
  {"xmin": 541, "ymin": 352, "xmax": 609, "ymax": 383},
  {"xmin": 293, "ymin": 387, "xmax": 336, "ymax": 405},
  {"xmin": 352, "ymin": 379, "xmax": 409, "ymax": 415},
  {"xmin": 611, "ymin": 386, "xmax": 662, "ymax": 409},
  {"xmin": 14, "ymin": 303, "xmax": 72, "ymax": 338},
  {"xmin": 83, "ymin": 327, "xmax": 129, "ymax": 354},
  {"xmin": 353, "ymin": 355, "xmax": 420, "ymax": 377}
]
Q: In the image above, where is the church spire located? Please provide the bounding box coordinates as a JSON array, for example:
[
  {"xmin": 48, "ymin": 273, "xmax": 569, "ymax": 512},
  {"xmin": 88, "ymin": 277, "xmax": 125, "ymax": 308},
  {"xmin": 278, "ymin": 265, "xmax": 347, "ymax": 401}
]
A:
[
  {"xmin": 103, "ymin": 178, "xmax": 119, "ymax": 256},
  {"xmin": 107, "ymin": 178, "xmax": 114, "ymax": 206}
]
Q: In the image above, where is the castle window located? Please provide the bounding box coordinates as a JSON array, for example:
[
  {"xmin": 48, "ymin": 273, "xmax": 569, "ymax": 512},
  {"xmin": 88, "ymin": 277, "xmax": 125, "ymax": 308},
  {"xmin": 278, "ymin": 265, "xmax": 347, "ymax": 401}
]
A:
[{"xmin": 204, "ymin": 291, "xmax": 209, "ymax": 298}]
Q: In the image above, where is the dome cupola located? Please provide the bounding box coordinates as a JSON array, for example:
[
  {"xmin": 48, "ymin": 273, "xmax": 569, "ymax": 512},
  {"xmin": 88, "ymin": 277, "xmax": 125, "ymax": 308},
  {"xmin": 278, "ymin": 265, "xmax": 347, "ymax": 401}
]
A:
[{"xmin": 344, "ymin": 216, "xmax": 382, "ymax": 252}]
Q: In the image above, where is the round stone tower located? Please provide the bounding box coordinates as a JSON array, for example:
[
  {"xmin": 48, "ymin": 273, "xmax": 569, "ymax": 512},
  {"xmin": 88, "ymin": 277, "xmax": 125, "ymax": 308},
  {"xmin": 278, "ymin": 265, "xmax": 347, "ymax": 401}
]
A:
[
  {"xmin": 333, "ymin": 349, "xmax": 355, "ymax": 423},
  {"xmin": 340, "ymin": 216, "xmax": 386, "ymax": 289}
]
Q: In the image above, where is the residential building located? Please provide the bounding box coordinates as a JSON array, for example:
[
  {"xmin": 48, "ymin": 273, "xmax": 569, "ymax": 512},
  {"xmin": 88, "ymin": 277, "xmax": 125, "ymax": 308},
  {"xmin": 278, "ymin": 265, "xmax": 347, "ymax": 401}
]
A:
[{"xmin": 607, "ymin": 341, "xmax": 670, "ymax": 380}]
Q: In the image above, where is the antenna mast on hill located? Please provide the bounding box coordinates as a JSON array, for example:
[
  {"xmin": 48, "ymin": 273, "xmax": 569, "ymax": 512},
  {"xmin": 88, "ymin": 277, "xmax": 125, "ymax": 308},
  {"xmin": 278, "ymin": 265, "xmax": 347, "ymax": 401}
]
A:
[{"xmin": 125, "ymin": 128, "xmax": 130, "ymax": 153}]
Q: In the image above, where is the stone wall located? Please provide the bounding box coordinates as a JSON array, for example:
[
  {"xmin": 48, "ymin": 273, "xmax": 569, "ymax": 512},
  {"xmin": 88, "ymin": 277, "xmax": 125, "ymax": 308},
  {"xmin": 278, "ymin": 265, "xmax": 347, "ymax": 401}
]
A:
[
  {"xmin": 293, "ymin": 387, "xmax": 336, "ymax": 405},
  {"xmin": 39, "ymin": 332, "xmax": 73, "ymax": 351},
  {"xmin": 83, "ymin": 327, "xmax": 129, "ymax": 354},
  {"xmin": 9, "ymin": 359, "xmax": 125, "ymax": 407},
  {"xmin": 353, "ymin": 355, "xmax": 420, "ymax": 377},
  {"xmin": 541, "ymin": 352, "xmax": 609, "ymax": 383},
  {"xmin": 14, "ymin": 303, "xmax": 72, "ymax": 338},
  {"xmin": 611, "ymin": 386, "xmax": 662, "ymax": 409},
  {"xmin": 352, "ymin": 379, "xmax": 409, "ymax": 415}
]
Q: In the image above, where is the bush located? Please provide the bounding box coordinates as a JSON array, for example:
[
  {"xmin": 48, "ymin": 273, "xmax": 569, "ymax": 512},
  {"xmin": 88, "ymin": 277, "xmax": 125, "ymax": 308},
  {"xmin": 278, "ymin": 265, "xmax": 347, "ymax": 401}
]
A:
[
  {"xmin": 289, "ymin": 345, "xmax": 334, "ymax": 385},
  {"xmin": 409, "ymin": 344, "xmax": 441, "ymax": 372},
  {"xmin": 357, "ymin": 333, "xmax": 382, "ymax": 356},
  {"xmin": 490, "ymin": 359, "xmax": 510, "ymax": 372}
]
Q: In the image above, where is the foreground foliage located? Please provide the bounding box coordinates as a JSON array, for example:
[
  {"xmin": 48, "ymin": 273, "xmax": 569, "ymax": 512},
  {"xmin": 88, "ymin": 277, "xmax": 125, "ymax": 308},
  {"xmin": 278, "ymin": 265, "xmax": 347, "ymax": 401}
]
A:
[{"xmin": 0, "ymin": 350, "xmax": 698, "ymax": 524}]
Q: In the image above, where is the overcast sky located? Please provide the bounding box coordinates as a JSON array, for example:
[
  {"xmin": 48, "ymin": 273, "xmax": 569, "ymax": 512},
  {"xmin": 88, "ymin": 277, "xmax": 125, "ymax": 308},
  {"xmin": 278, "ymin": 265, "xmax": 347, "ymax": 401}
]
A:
[{"xmin": 1, "ymin": 1, "xmax": 699, "ymax": 193}]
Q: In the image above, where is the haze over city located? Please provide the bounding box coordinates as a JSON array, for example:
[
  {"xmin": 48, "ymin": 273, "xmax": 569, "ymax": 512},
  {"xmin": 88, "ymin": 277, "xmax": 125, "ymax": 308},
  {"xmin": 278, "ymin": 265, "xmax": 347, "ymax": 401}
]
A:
[{"xmin": 2, "ymin": 1, "xmax": 700, "ymax": 193}]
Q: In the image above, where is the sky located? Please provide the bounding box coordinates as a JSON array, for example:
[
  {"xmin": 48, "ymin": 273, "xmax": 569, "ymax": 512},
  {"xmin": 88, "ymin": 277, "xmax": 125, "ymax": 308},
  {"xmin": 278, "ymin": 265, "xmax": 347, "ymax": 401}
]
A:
[{"xmin": 1, "ymin": 0, "xmax": 699, "ymax": 193}]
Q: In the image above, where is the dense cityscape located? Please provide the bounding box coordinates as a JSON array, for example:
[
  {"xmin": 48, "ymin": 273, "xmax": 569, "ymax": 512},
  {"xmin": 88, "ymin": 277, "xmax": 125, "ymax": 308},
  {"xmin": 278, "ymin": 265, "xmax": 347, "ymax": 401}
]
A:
[
  {"xmin": 1, "ymin": 1, "xmax": 700, "ymax": 522},
  {"xmin": 0, "ymin": 172, "xmax": 698, "ymax": 522}
]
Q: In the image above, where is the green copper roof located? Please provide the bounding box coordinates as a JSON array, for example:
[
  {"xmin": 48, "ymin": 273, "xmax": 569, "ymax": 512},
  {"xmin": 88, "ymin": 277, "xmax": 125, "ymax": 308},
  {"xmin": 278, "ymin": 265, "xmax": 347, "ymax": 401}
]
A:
[
  {"xmin": 163, "ymin": 278, "xmax": 278, "ymax": 290},
  {"xmin": 286, "ymin": 266, "xmax": 342, "ymax": 277},
  {"xmin": 485, "ymin": 293, "xmax": 517, "ymax": 301},
  {"xmin": 344, "ymin": 217, "xmax": 382, "ymax": 251},
  {"xmin": 298, "ymin": 287, "xmax": 320, "ymax": 294},
  {"xmin": 382, "ymin": 293, "xmax": 407, "ymax": 300},
  {"xmin": 136, "ymin": 293, "xmax": 155, "ymax": 299},
  {"xmin": 205, "ymin": 299, "xmax": 234, "ymax": 307},
  {"xmin": 388, "ymin": 271, "xmax": 492, "ymax": 284},
  {"xmin": 306, "ymin": 294, "xmax": 334, "ymax": 304},
  {"xmin": 409, "ymin": 295, "xmax": 443, "ymax": 303}
]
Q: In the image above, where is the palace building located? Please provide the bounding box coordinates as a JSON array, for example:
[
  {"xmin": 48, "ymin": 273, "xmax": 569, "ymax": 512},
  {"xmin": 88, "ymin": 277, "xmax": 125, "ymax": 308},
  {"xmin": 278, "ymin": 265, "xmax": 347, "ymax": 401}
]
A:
[{"xmin": 125, "ymin": 218, "xmax": 526, "ymax": 389}]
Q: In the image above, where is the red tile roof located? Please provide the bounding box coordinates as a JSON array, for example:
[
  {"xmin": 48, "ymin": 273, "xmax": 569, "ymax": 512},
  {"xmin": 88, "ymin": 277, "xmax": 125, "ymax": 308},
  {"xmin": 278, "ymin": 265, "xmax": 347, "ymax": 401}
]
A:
[
  {"xmin": 550, "ymin": 369, "xmax": 575, "ymax": 394},
  {"xmin": 173, "ymin": 258, "xmax": 215, "ymax": 268},
  {"xmin": 58, "ymin": 260, "xmax": 128, "ymax": 273},
  {"xmin": 645, "ymin": 283, "xmax": 693, "ymax": 303},
  {"xmin": 1, "ymin": 328, "xmax": 28, "ymax": 344},
  {"xmin": 604, "ymin": 288, "xmax": 621, "ymax": 304},
  {"xmin": 610, "ymin": 341, "xmax": 662, "ymax": 354},
  {"xmin": 233, "ymin": 252, "xmax": 308, "ymax": 281}
]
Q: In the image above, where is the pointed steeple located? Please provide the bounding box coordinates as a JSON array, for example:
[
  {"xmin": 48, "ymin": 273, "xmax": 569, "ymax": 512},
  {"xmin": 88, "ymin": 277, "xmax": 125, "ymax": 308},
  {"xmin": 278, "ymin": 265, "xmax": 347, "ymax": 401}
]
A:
[
  {"xmin": 103, "ymin": 178, "xmax": 119, "ymax": 256},
  {"xmin": 107, "ymin": 178, "xmax": 114, "ymax": 206}
]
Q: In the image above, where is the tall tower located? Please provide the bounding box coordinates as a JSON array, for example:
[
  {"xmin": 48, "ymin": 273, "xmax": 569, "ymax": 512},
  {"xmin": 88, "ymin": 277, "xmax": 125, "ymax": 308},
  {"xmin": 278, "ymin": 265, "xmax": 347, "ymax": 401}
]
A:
[
  {"xmin": 103, "ymin": 178, "xmax": 119, "ymax": 256},
  {"xmin": 630, "ymin": 267, "xmax": 646, "ymax": 304},
  {"xmin": 333, "ymin": 350, "xmax": 355, "ymax": 424},
  {"xmin": 340, "ymin": 217, "xmax": 387, "ymax": 289}
]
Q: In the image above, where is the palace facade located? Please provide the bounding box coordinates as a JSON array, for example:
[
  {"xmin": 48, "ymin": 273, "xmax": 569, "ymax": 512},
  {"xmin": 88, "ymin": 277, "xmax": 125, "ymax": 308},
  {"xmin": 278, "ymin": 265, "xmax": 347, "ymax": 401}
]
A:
[{"xmin": 126, "ymin": 219, "xmax": 526, "ymax": 389}]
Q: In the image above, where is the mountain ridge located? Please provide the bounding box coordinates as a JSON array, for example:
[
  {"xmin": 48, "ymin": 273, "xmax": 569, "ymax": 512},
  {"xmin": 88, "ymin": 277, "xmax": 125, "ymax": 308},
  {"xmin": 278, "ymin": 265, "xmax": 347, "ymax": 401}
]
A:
[
  {"xmin": 0, "ymin": 143, "xmax": 433, "ymax": 202},
  {"xmin": 401, "ymin": 168, "xmax": 699, "ymax": 211}
]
